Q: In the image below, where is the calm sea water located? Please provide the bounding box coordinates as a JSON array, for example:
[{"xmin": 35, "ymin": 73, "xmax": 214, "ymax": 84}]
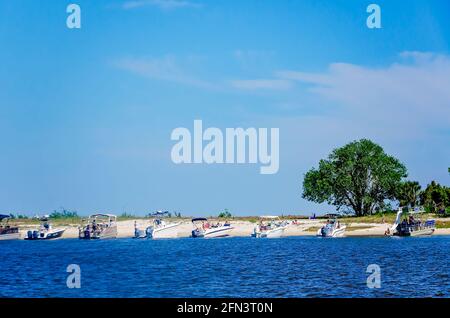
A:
[{"xmin": 1, "ymin": 236, "xmax": 449, "ymax": 298}]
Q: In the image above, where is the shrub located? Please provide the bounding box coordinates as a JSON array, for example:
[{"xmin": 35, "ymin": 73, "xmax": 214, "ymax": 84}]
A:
[{"xmin": 218, "ymin": 209, "xmax": 232, "ymax": 218}]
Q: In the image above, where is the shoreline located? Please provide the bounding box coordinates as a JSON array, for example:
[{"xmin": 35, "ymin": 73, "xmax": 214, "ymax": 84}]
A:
[{"xmin": 15, "ymin": 219, "xmax": 450, "ymax": 239}]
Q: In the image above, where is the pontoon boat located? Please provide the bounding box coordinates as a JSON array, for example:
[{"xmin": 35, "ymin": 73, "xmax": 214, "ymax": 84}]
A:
[
  {"xmin": 390, "ymin": 207, "xmax": 435, "ymax": 237},
  {"xmin": 191, "ymin": 218, "xmax": 234, "ymax": 238},
  {"xmin": 0, "ymin": 214, "xmax": 20, "ymax": 240},
  {"xmin": 79, "ymin": 214, "xmax": 117, "ymax": 239}
]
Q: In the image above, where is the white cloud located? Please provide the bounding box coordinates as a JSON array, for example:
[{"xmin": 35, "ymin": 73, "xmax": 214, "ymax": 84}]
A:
[
  {"xmin": 113, "ymin": 56, "xmax": 215, "ymax": 89},
  {"xmin": 114, "ymin": 51, "xmax": 450, "ymax": 127},
  {"xmin": 230, "ymin": 79, "xmax": 293, "ymax": 91},
  {"xmin": 122, "ymin": 0, "xmax": 201, "ymax": 10},
  {"xmin": 276, "ymin": 52, "xmax": 450, "ymax": 132}
]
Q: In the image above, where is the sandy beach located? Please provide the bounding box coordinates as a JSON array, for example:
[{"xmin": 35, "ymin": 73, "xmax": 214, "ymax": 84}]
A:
[{"xmin": 16, "ymin": 218, "xmax": 450, "ymax": 239}]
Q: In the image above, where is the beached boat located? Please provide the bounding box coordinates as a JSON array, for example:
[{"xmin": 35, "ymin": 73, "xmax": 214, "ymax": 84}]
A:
[
  {"xmin": 79, "ymin": 214, "xmax": 117, "ymax": 239},
  {"xmin": 0, "ymin": 214, "xmax": 20, "ymax": 240},
  {"xmin": 134, "ymin": 219, "xmax": 182, "ymax": 239},
  {"xmin": 134, "ymin": 220, "xmax": 147, "ymax": 239},
  {"xmin": 317, "ymin": 215, "xmax": 346, "ymax": 237},
  {"xmin": 191, "ymin": 218, "xmax": 234, "ymax": 238},
  {"xmin": 252, "ymin": 216, "xmax": 287, "ymax": 238},
  {"xmin": 25, "ymin": 217, "xmax": 65, "ymax": 240},
  {"xmin": 390, "ymin": 207, "xmax": 435, "ymax": 237}
]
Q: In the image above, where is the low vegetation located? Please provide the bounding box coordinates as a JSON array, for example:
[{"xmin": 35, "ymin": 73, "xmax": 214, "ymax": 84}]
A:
[
  {"xmin": 218, "ymin": 209, "xmax": 232, "ymax": 218},
  {"xmin": 435, "ymin": 220, "xmax": 450, "ymax": 229}
]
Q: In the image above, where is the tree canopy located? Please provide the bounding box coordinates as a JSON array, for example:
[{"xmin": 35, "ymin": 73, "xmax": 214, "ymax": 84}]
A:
[
  {"xmin": 302, "ymin": 139, "xmax": 407, "ymax": 216},
  {"xmin": 218, "ymin": 209, "xmax": 232, "ymax": 218},
  {"xmin": 397, "ymin": 181, "xmax": 422, "ymax": 208},
  {"xmin": 420, "ymin": 181, "xmax": 450, "ymax": 212}
]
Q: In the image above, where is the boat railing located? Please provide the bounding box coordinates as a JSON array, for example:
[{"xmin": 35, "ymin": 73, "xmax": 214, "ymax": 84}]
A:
[
  {"xmin": 0, "ymin": 226, "xmax": 19, "ymax": 235},
  {"xmin": 398, "ymin": 220, "xmax": 435, "ymax": 233}
]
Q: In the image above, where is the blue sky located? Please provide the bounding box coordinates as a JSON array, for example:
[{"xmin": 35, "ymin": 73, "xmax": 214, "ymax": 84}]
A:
[{"xmin": 0, "ymin": 0, "xmax": 449, "ymax": 216}]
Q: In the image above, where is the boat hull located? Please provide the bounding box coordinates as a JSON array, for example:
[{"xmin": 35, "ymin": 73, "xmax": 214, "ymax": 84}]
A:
[
  {"xmin": 394, "ymin": 228, "xmax": 435, "ymax": 237},
  {"xmin": 149, "ymin": 223, "xmax": 181, "ymax": 239},
  {"xmin": 134, "ymin": 229, "xmax": 147, "ymax": 239},
  {"xmin": 205, "ymin": 226, "xmax": 233, "ymax": 238},
  {"xmin": 24, "ymin": 229, "xmax": 65, "ymax": 240},
  {"xmin": 192, "ymin": 226, "xmax": 234, "ymax": 238},
  {"xmin": 317, "ymin": 226, "xmax": 346, "ymax": 237},
  {"xmin": 79, "ymin": 227, "xmax": 117, "ymax": 239},
  {"xmin": 0, "ymin": 232, "xmax": 21, "ymax": 240},
  {"xmin": 253, "ymin": 227, "xmax": 285, "ymax": 238}
]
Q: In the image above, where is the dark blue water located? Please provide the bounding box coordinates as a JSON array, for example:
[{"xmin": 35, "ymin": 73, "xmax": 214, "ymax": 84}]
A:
[{"xmin": 1, "ymin": 236, "xmax": 449, "ymax": 298}]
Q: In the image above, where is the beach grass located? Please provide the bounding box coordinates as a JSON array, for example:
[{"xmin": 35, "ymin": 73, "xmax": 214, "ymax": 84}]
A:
[
  {"xmin": 9, "ymin": 217, "xmax": 81, "ymax": 227},
  {"xmin": 345, "ymin": 225, "xmax": 374, "ymax": 231},
  {"xmin": 305, "ymin": 226, "xmax": 321, "ymax": 232},
  {"xmin": 435, "ymin": 220, "xmax": 450, "ymax": 229}
]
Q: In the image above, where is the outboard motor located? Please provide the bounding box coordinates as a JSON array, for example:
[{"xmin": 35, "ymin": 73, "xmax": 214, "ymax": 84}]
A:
[
  {"xmin": 145, "ymin": 226, "xmax": 153, "ymax": 239},
  {"xmin": 27, "ymin": 230, "xmax": 33, "ymax": 239},
  {"xmin": 32, "ymin": 230, "xmax": 39, "ymax": 239}
]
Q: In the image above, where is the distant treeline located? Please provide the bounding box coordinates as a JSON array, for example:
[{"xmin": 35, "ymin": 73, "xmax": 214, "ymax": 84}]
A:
[
  {"xmin": 5, "ymin": 209, "xmax": 185, "ymax": 220},
  {"xmin": 6, "ymin": 208, "xmax": 80, "ymax": 220}
]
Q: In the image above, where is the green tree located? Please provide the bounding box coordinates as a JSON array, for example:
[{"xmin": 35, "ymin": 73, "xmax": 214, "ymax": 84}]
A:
[
  {"xmin": 302, "ymin": 139, "xmax": 407, "ymax": 216},
  {"xmin": 50, "ymin": 208, "xmax": 78, "ymax": 219},
  {"xmin": 420, "ymin": 181, "xmax": 450, "ymax": 213},
  {"xmin": 397, "ymin": 181, "xmax": 422, "ymax": 208},
  {"xmin": 218, "ymin": 209, "xmax": 232, "ymax": 218}
]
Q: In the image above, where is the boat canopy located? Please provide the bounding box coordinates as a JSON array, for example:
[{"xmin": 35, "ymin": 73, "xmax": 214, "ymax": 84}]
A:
[
  {"xmin": 89, "ymin": 214, "xmax": 117, "ymax": 220},
  {"xmin": 0, "ymin": 214, "xmax": 11, "ymax": 221},
  {"xmin": 192, "ymin": 217, "xmax": 208, "ymax": 222},
  {"xmin": 149, "ymin": 210, "xmax": 170, "ymax": 217},
  {"xmin": 409, "ymin": 207, "xmax": 426, "ymax": 214},
  {"xmin": 398, "ymin": 206, "xmax": 427, "ymax": 215}
]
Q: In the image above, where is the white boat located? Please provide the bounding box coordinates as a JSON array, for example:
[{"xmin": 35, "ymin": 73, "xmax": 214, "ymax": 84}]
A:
[
  {"xmin": 25, "ymin": 217, "xmax": 65, "ymax": 240},
  {"xmin": 191, "ymin": 218, "xmax": 234, "ymax": 238},
  {"xmin": 390, "ymin": 207, "xmax": 435, "ymax": 237},
  {"xmin": 317, "ymin": 215, "xmax": 346, "ymax": 237},
  {"xmin": 134, "ymin": 220, "xmax": 147, "ymax": 239},
  {"xmin": 134, "ymin": 219, "xmax": 182, "ymax": 239},
  {"xmin": 79, "ymin": 214, "xmax": 117, "ymax": 239},
  {"xmin": 0, "ymin": 214, "xmax": 20, "ymax": 240},
  {"xmin": 252, "ymin": 216, "xmax": 287, "ymax": 238}
]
